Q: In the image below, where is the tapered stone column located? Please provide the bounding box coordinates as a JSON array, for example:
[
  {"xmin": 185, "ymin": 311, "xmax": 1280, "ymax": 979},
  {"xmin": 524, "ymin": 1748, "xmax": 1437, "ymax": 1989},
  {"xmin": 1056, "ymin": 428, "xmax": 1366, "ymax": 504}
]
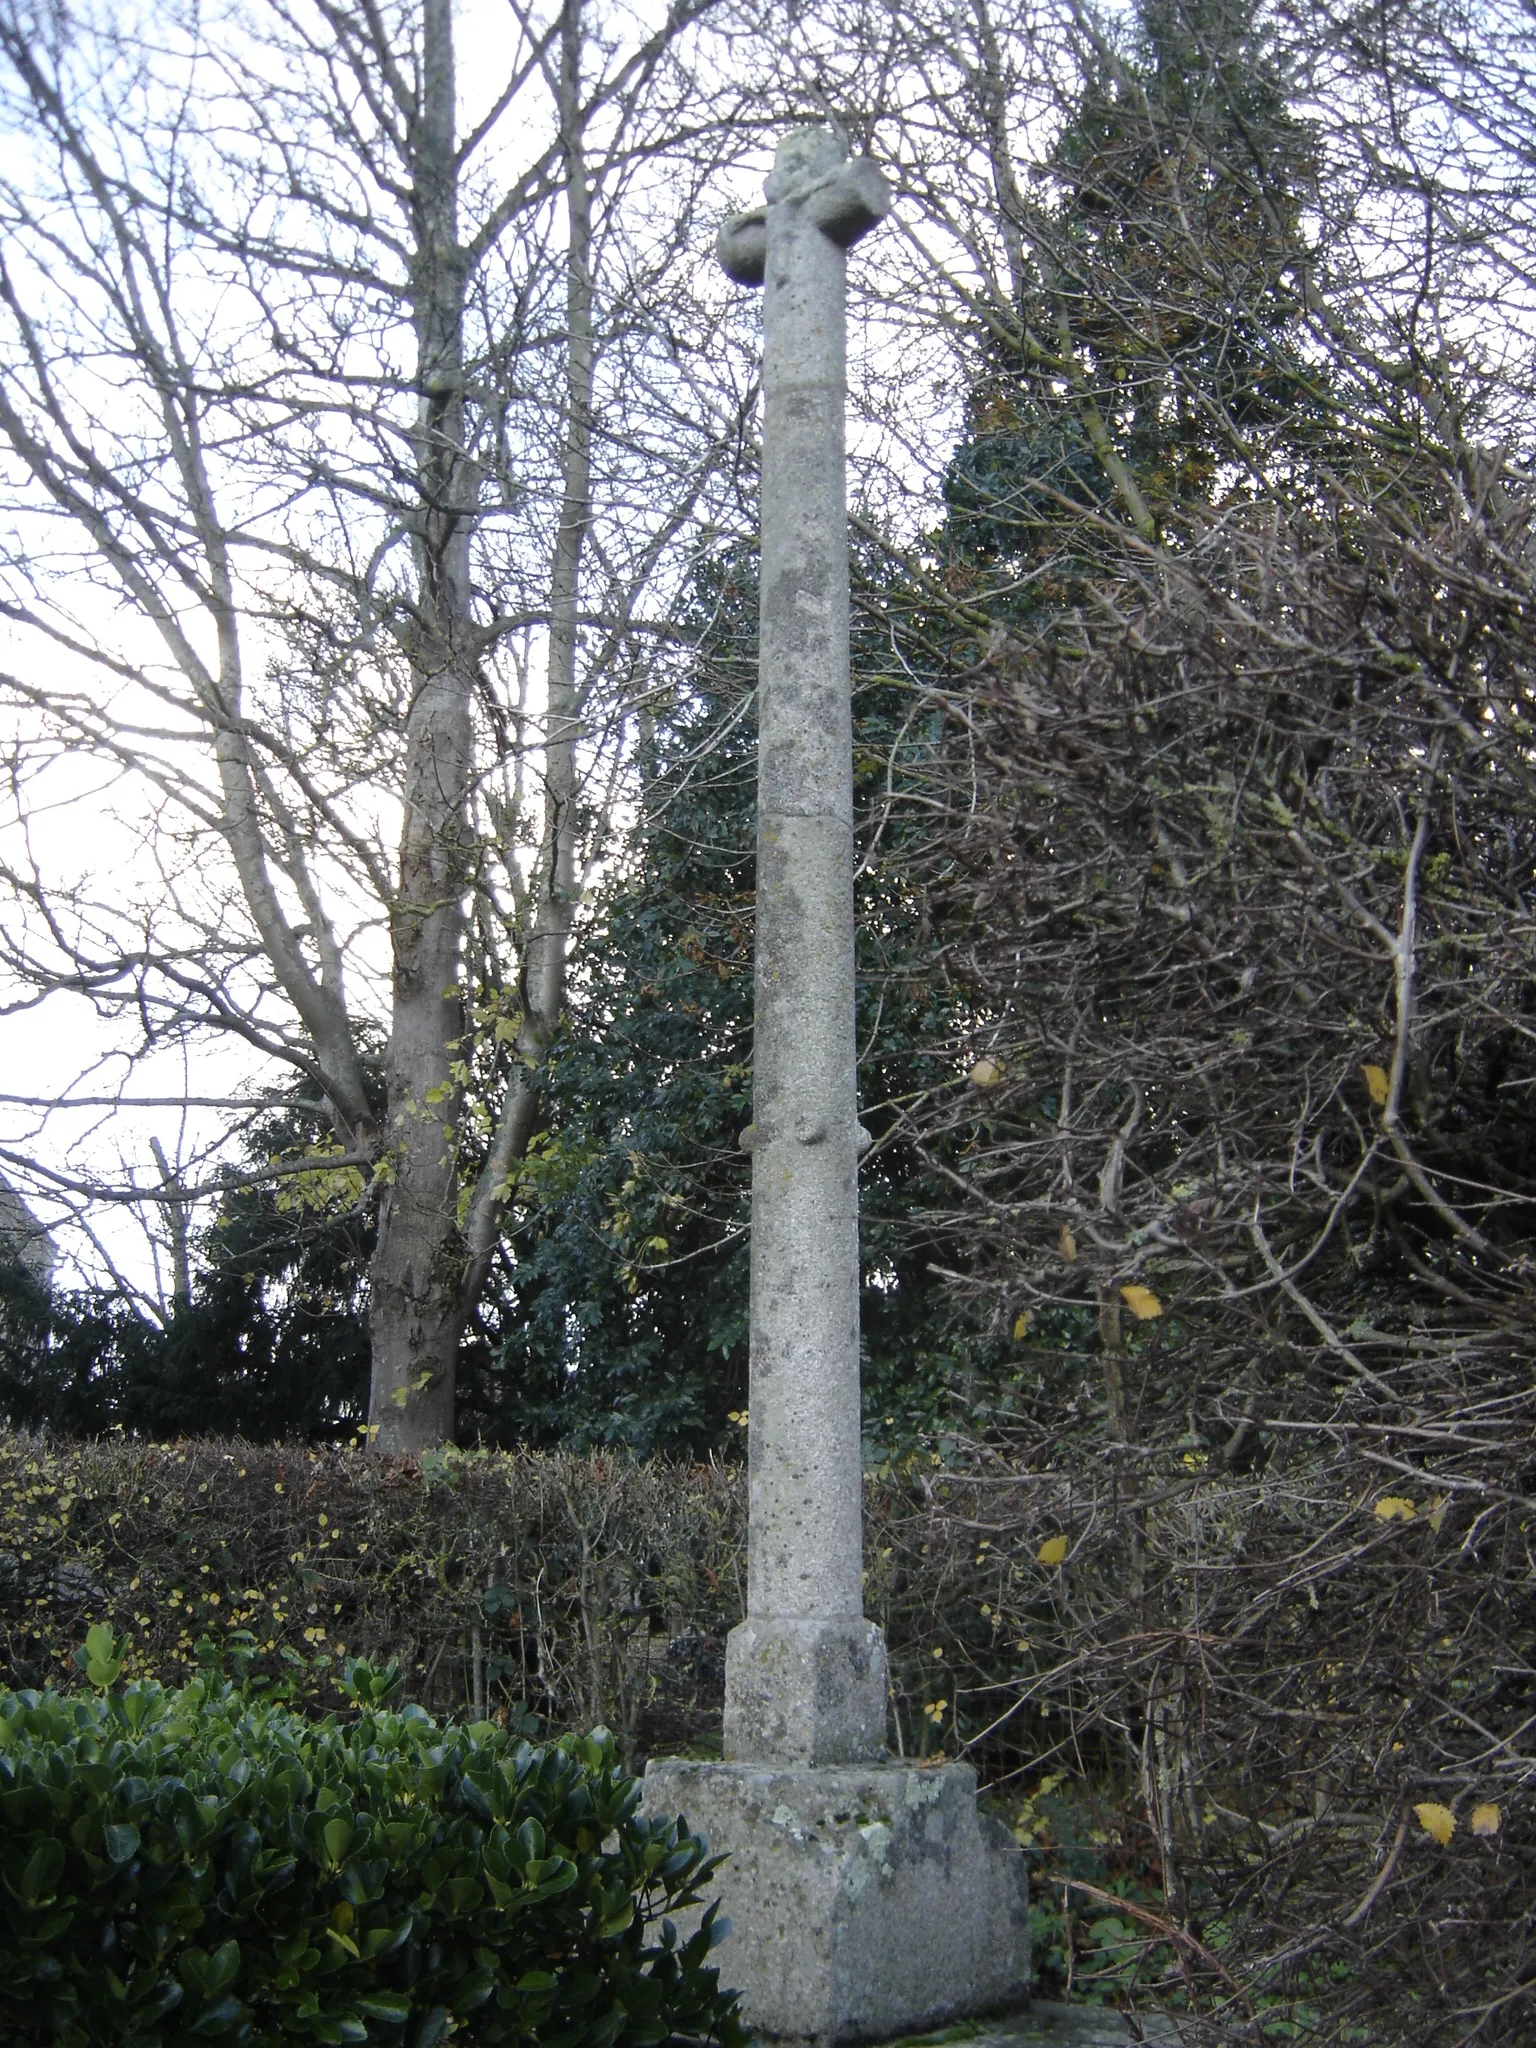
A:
[
  {"xmin": 720, "ymin": 125, "xmax": 888, "ymax": 1770},
  {"xmin": 644, "ymin": 130, "xmax": 1029, "ymax": 2043}
]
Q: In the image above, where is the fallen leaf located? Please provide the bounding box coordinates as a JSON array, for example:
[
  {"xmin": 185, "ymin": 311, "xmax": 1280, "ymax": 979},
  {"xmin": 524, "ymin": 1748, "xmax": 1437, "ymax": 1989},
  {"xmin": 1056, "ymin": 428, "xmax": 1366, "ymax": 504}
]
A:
[
  {"xmin": 1037, "ymin": 1534, "xmax": 1069, "ymax": 1568},
  {"xmin": 1059, "ymin": 1223, "xmax": 1077, "ymax": 1263},
  {"xmin": 1470, "ymin": 1803, "xmax": 1501, "ymax": 1837},
  {"xmin": 1120, "ymin": 1283, "xmax": 1163, "ymax": 1321},
  {"xmin": 1373, "ymin": 1495, "xmax": 1416, "ymax": 1522},
  {"xmin": 1361, "ymin": 1063, "xmax": 1390, "ymax": 1107},
  {"xmin": 1428, "ymin": 1494, "xmax": 1448, "ymax": 1534},
  {"xmin": 1012, "ymin": 1311, "xmax": 1031, "ymax": 1341},
  {"xmin": 969, "ymin": 1056, "xmax": 1006, "ymax": 1089},
  {"xmin": 1415, "ymin": 1802, "xmax": 1455, "ymax": 1846}
]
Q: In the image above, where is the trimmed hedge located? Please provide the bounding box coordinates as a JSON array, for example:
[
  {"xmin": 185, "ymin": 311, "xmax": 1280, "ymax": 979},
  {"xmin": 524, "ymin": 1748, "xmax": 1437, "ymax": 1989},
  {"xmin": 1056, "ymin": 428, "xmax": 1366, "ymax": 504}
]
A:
[
  {"xmin": 0, "ymin": 1438, "xmax": 743, "ymax": 1753},
  {"xmin": 0, "ymin": 1655, "xmax": 742, "ymax": 2048}
]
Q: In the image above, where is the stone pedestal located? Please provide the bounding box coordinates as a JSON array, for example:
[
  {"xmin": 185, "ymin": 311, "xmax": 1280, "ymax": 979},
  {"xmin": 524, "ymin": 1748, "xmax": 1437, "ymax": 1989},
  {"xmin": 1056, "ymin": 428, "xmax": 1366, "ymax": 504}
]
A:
[{"xmin": 643, "ymin": 1760, "xmax": 1030, "ymax": 2044}]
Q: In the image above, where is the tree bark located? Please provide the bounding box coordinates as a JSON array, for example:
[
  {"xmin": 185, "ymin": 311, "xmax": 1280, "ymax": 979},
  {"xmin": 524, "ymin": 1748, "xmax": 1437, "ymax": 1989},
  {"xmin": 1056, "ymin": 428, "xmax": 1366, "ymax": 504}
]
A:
[
  {"xmin": 459, "ymin": 0, "xmax": 593, "ymax": 1323},
  {"xmin": 369, "ymin": 0, "xmax": 477, "ymax": 1451}
]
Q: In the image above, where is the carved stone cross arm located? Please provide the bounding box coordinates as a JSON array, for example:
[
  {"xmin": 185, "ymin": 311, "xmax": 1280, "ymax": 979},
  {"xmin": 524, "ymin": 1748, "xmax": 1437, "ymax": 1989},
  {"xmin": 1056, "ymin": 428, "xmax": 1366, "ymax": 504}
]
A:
[{"xmin": 717, "ymin": 144, "xmax": 891, "ymax": 286}]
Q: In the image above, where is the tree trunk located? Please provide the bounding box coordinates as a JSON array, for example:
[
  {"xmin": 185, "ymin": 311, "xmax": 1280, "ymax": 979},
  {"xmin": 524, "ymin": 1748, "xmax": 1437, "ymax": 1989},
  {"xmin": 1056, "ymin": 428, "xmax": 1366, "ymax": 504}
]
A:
[
  {"xmin": 459, "ymin": 0, "xmax": 593, "ymax": 1323},
  {"xmin": 372, "ymin": 0, "xmax": 596, "ymax": 1445},
  {"xmin": 369, "ymin": 0, "xmax": 476, "ymax": 1452}
]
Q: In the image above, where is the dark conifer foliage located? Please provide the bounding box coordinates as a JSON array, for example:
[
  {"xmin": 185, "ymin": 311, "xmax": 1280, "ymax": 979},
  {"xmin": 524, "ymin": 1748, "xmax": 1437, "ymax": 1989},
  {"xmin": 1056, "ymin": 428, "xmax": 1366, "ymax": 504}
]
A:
[
  {"xmin": 1, "ymin": 1092, "xmax": 372, "ymax": 1442},
  {"xmin": 945, "ymin": 0, "xmax": 1322, "ymax": 607},
  {"xmin": 459, "ymin": 554, "xmax": 997, "ymax": 1453}
]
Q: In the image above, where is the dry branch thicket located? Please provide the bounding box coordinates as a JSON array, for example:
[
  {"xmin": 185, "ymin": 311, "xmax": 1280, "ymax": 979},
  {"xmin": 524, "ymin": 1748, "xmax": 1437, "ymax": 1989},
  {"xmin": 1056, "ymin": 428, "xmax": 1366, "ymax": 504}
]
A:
[{"xmin": 884, "ymin": 421, "xmax": 1536, "ymax": 2033}]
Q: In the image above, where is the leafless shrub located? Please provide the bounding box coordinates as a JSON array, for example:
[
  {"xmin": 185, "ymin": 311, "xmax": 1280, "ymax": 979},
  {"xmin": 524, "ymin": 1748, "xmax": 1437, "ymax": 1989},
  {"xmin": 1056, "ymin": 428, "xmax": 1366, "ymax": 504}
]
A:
[{"xmin": 891, "ymin": 442, "xmax": 1536, "ymax": 2035}]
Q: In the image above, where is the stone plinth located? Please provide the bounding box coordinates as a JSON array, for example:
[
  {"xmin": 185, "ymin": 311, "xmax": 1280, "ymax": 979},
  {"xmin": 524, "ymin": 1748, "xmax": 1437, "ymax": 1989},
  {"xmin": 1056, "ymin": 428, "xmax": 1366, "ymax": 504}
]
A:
[
  {"xmin": 723, "ymin": 1615, "xmax": 887, "ymax": 1768},
  {"xmin": 643, "ymin": 1759, "xmax": 1030, "ymax": 2045}
]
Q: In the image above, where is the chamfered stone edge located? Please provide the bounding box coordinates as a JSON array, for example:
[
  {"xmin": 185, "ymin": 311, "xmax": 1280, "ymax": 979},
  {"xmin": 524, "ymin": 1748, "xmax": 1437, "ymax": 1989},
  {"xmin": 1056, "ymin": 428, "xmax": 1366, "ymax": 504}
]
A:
[{"xmin": 642, "ymin": 1758, "xmax": 1031, "ymax": 2045}]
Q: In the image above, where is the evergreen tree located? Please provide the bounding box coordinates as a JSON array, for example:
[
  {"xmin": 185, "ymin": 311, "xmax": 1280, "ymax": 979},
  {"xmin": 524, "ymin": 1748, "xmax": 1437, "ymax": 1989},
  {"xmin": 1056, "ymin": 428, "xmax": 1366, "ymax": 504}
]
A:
[
  {"xmin": 946, "ymin": 0, "xmax": 1322, "ymax": 612},
  {"xmin": 459, "ymin": 553, "xmax": 1000, "ymax": 1454},
  {"xmin": 0, "ymin": 1089, "xmax": 372, "ymax": 1442}
]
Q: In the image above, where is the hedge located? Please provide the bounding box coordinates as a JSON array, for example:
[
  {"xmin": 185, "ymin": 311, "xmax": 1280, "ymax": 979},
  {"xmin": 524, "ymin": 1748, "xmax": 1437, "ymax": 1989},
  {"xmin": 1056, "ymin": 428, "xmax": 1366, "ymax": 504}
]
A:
[
  {"xmin": 3, "ymin": 1429, "xmax": 1530, "ymax": 2039},
  {"xmin": 0, "ymin": 1652, "xmax": 742, "ymax": 2048},
  {"xmin": 0, "ymin": 1437, "xmax": 741, "ymax": 1752}
]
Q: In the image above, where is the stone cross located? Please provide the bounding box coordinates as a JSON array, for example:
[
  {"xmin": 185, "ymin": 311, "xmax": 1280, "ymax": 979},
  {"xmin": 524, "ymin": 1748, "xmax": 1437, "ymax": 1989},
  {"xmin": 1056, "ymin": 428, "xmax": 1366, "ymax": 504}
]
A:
[
  {"xmin": 717, "ymin": 129, "xmax": 892, "ymax": 1769},
  {"xmin": 643, "ymin": 134, "xmax": 1030, "ymax": 2045}
]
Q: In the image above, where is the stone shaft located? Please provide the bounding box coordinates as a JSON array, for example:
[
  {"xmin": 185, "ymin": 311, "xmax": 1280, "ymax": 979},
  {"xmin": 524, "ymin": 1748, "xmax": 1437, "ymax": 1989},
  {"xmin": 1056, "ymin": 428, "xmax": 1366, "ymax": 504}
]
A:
[{"xmin": 727, "ymin": 130, "xmax": 890, "ymax": 1766}]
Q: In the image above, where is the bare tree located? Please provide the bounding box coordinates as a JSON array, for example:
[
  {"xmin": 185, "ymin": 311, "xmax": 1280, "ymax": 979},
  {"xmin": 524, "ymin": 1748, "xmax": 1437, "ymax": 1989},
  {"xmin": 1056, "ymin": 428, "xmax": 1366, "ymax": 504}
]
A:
[{"xmin": 0, "ymin": 0, "xmax": 754, "ymax": 1447}]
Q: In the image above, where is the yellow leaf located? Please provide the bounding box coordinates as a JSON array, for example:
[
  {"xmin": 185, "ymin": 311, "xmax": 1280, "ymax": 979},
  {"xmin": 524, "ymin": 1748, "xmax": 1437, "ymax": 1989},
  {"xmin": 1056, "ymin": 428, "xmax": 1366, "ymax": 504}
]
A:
[
  {"xmin": 1361, "ymin": 1063, "xmax": 1390, "ymax": 1107},
  {"xmin": 1059, "ymin": 1223, "xmax": 1077, "ymax": 1263},
  {"xmin": 1373, "ymin": 1496, "xmax": 1416, "ymax": 1522},
  {"xmin": 1470, "ymin": 1803, "xmax": 1501, "ymax": 1837},
  {"xmin": 1428, "ymin": 1494, "xmax": 1448, "ymax": 1534},
  {"xmin": 389, "ymin": 1386, "xmax": 410, "ymax": 1409},
  {"xmin": 1037, "ymin": 1534, "xmax": 1069, "ymax": 1568},
  {"xmin": 1119, "ymin": 1284, "xmax": 1163, "ymax": 1321},
  {"xmin": 1012, "ymin": 1311, "xmax": 1031, "ymax": 1341},
  {"xmin": 1415, "ymin": 1802, "xmax": 1455, "ymax": 1846},
  {"xmin": 969, "ymin": 1056, "xmax": 1006, "ymax": 1090}
]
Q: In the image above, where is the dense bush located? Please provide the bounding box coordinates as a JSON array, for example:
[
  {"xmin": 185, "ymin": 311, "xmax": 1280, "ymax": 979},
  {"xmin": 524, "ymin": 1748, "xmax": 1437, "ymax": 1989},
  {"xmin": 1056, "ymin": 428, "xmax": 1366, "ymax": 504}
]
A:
[{"xmin": 0, "ymin": 1654, "xmax": 741, "ymax": 2048}]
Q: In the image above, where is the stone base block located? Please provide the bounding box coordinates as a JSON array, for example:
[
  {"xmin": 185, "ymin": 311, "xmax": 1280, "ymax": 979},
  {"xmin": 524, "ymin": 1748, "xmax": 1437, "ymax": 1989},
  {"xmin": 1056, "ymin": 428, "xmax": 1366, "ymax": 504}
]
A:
[
  {"xmin": 724, "ymin": 1616, "xmax": 886, "ymax": 1765},
  {"xmin": 642, "ymin": 1759, "xmax": 1029, "ymax": 2044}
]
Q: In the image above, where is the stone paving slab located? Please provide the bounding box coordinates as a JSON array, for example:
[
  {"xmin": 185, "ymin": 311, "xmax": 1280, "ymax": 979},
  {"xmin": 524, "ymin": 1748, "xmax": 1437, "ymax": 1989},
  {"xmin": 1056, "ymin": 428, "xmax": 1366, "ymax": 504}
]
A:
[{"xmin": 891, "ymin": 2003, "xmax": 1186, "ymax": 2047}]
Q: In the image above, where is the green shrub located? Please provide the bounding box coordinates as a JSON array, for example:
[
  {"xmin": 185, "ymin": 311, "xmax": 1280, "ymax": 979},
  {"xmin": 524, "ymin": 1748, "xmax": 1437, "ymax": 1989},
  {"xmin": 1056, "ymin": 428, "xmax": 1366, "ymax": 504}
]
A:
[{"xmin": 0, "ymin": 1655, "xmax": 743, "ymax": 2048}]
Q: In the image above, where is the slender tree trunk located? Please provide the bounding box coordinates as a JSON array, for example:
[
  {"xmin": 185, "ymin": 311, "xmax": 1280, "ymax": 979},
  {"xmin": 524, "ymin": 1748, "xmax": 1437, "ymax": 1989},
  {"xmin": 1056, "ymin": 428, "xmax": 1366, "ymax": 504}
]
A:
[
  {"xmin": 149, "ymin": 1138, "xmax": 191, "ymax": 1307},
  {"xmin": 369, "ymin": 0, "xmax": 476, "ymax": 1451},
  {"xmin": 459, "ymin": 0, "xmax": 593, "ymax": 1320}
]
